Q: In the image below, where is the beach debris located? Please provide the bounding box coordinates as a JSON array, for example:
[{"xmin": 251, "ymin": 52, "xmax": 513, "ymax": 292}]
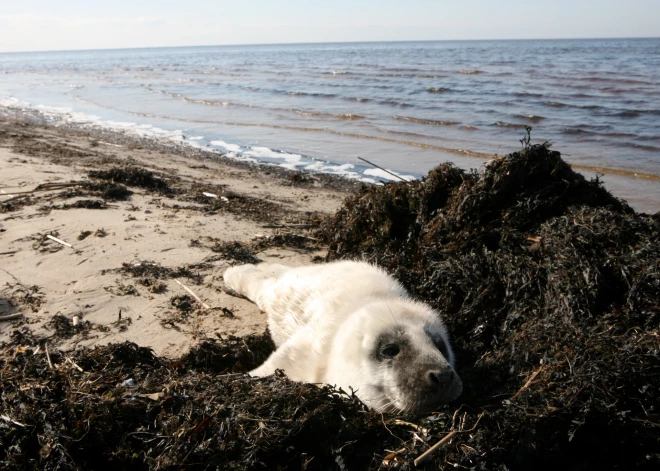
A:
[
  {"xmin": 174, "ymin": 279, "xmax": 210, "ymax": 309},
  {"xmin": 112, "ymin": 260, "xmax": 203, "ymax": 287},
  {"xmin": 0, "ymin": 313, "xmax": 23, "ymax": 322},
  {"xmin": 77, "ymin": 230, "xmax": 93, "ymax": 240},
  {"xmin": 62, "ymin": 199, "xmax": 109, "ymax": 210},
  {"xmin": 64, "ymin": 355, "xmax": 84, "ymax": 372},
  {"xmin": 104, "ymin": 281, "xmax": 139, "ymax": 297},
  {"xmin": 121, "ymin": 378, "xmax": 136, "ymax": 388},
  {"xmin": 202, "ymin": 191, "xmax": 218, "ymax": 198},
  {"xmin": 88, "ymin": 166, "xmax": 173, "ymax": 194},
  {"xmin": 209, "ymin": 240, "xmax": 260, "ymax": 264},
  {"xmin": 220, "ymin": 307, "xmax": 235, "ymax": 318},
  {"xmin": 0, "ymin": 415, "xmax": 26, "ymax": 429},
  {"xmin": 0, "ymin": 181, "xmax": 84, "ymax": 204},
  {"xmin": 84, "ymin": 181, "xmax": 133, "ymax": 200},
  {"xmin": 1, "ymin": 279, "xmax": 45, "ymax": 312},
  {"xmin": 170, "ymin": 294, "xmax": 195, "ymax": 312},
  {"xmin": 413, "ymin": 431, "xmax": 456, "ymax": 466},
  {"xmin": 46, "ymin": 234, "xmax": 72, "ymax": 248},
  {"xmin": 46, "ymin": 314, "xmax": 94, "ymax": 338}
]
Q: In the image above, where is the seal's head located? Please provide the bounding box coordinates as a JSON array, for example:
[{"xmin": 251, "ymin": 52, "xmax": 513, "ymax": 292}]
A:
[{"xmin": 326, "ymin": 299, "xmax": 462, "ymax": 415}]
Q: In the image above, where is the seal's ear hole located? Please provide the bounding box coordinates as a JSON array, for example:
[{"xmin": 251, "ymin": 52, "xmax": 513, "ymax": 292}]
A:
[{"xmin": 380, "ymin": 344, "xmax": 400, "ymax": 359}]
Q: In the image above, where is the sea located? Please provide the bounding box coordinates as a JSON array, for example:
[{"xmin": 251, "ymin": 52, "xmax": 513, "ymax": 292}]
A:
[{"xmin": 1, "ymin": 38, "xmax": 659, "ymax": 212}]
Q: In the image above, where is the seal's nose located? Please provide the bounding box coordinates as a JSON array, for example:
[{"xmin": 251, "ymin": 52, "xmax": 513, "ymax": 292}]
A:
[{"xmin": 428, "ymin": 369, "xmax": 455, "ymax": 391}]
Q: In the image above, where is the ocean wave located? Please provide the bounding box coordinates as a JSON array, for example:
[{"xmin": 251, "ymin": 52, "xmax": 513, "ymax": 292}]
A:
[
  {"xmin": 427, "ymin": 87, "xmax": 450, "ymax": 94},
  {"xmin": 517, "ymin": 114, "xmax": 546, "ymax": 122},
  {"xmin": 494, "ymin": 121, "xmax": 529, "ymax": 129},
  {"xmin": 393, "ymin": 115, "xmax": 458, "ymax": 126},
  {"xmin": 291, "ymin": 109, "xmax": 364, "ymax": 120}
]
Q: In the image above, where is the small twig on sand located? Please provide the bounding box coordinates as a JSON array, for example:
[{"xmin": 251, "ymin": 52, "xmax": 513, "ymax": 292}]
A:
[
  {"xmin": 358, "ymin": 156, "xmax": 408, "ymax": 182},
  {"xmin": 45, "ymin": 344, "xmax": 54, "ymax": 370},
  {"xmin": 0, "ymin": 314, "xmax": 23, "ymax": 322},
  {"xmin": 47, "ymin": 234, "xmax": 72, "ymax": 248},
  {"xmin": 0, "ymin": 182, "xmax": 84, "ymax": 203},
  {"xmin": 0, "ymin": 250, "xmax": 20, "ymax": 256},
  {"xmin": 0, "ymin": 268, "xmax": 22, "ymax": 284},
  {"xmin": 1, "ymin": 415, "xmax": 27, "ymax": 428},
  {"xmin": 175, "ymin": 279, "xmax": 210, "ymax": 309}
]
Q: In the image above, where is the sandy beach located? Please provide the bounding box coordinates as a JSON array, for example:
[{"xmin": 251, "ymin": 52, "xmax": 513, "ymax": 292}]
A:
[{"xmin": 0, "ymin": 115, "xmax": 353, "ymax": 355}]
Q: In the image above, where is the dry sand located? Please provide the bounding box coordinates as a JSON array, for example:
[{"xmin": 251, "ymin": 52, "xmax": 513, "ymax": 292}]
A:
[{"xmin": 0, "ymin": 117, "xmax": 352, "ymax": 357}]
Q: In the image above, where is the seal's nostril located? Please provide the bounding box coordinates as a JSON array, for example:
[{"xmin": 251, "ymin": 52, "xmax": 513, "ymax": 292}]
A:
[{"xmin": 428, "ymin": 370, "xmax": 455, "ymax": 390}]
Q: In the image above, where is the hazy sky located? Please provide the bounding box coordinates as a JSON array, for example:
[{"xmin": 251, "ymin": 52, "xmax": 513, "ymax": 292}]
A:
[{"xmin": 1, "ymin": 0, "xmax": 658, "ymax": 52}]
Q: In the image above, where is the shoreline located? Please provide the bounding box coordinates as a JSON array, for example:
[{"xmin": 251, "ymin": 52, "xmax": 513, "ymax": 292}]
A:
[
  {"xmin": 0, "ymin": 114, "xmax": 351, "ymax": 356},
  {"xmin": 2, "ymin": 103, "xmax": 658, "ymax": 215}
]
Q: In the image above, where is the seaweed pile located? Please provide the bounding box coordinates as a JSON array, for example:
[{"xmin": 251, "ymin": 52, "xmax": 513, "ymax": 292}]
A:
[
  {"xmin": 323, "ymin": 141, "xmax": 660, "ymax": 469},
  {"xmin": 88, "ymin": 166, "xmax": 173, "ymax": 195},
  {"xmin": 0, "ymin": 333, "xmax": 410, "ymax": 470}
]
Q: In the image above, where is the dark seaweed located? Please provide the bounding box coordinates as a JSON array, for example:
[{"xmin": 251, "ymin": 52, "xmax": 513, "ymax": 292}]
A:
[{"xmin": 322, "ymin": 142, "xmax": 660, "ymax": 470}]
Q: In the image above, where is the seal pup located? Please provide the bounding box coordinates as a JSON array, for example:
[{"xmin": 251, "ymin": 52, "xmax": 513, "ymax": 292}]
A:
[{"xmin": 223, "ymin": 260, "xmax": 462, "ymax": 414}]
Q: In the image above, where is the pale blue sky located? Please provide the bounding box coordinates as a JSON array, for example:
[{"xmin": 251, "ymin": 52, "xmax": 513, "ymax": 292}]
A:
[{"xmin": 1, "ymin": 0, "xmax": 658, "ymax": 52}]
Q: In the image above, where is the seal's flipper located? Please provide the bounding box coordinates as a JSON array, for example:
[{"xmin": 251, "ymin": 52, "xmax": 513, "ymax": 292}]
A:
[
  {"xmin": 223, "ymin": 264, "xmax": 274, "ymax": 305},
  {"xmin": 249, "ymin": 326, "xmax": 322, "ymax": 382}
]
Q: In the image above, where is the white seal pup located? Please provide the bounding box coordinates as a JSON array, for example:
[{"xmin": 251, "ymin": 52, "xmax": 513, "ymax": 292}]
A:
[{"xmin": 223, "ymin": 260, "xmax": 462, "ymax": 414}]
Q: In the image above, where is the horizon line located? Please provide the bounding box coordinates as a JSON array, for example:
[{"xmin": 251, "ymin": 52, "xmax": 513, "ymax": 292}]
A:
[{"xmin": 1, "ymin": 35, "xmax": 658, "ymax": 55}]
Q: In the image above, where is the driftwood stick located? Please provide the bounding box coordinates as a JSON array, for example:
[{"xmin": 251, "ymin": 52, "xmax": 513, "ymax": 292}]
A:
[
  {"xmin": 45, "ymin": 345, "xmax": 54, "ymax": 370},
  {"xmin": 413, "ymin": 431, "xmax": 456, "ymax": 466},
  {"xmin": 357, "ymin": 156, "xmax": 408, "ymax": 182},
  {"xmin": 0, "ymin": 250, "xmax": 20, "ymax": 256},
  {"xmin": 1, "ymin": 415, "xmax": 26, "ymax": 428},
  {"xmin": 47, "ymin": 235, "xmax": 72, "ymax": 248},
  {"xmin": 1, "ymin": 182, "xmax": 84, "ymax": 202},
  {"xmin": 0, "ymin": 313, "xmax": 23, "ymax": 322},
  {"xmin": 175, "ymin": 279, "xmax": 210, "ymax": 309}
]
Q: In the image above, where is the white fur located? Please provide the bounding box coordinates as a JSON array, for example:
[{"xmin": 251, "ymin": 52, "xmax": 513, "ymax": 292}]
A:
[{"xmin": 224, "ymin": 260, "xmax": 462, "ymax": 413}]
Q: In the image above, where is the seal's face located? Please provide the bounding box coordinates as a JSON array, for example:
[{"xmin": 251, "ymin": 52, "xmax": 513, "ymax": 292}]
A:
[
  {"xmin": 371, "ymin": 325, "xmax": 462, "ymax": 414},
  {"xmin": 344, "ymin": 303, "xmax": 462, "ymax": 415}
]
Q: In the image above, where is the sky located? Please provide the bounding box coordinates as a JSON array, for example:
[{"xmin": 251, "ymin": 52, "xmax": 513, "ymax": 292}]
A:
[{"xmin": 0, "ymin": 0, "xmax": 658, "ymax": 53}]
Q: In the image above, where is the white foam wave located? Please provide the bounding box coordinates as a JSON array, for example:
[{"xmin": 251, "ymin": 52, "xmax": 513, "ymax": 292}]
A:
[
  {"xmin": 363, "ymin": 168, "xmax": 416, "ymax": 181},
  {"xmin": 1, "ymin": 96, "xmax": 421, "ymax": 185},
  {"xmin": 210, "ymin": 140, "xmax": 242, "ymax": 152}
]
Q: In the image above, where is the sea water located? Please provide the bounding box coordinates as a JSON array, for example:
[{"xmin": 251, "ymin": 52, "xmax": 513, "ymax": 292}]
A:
[{"xmin": 1, "ymin": 39, "xmax": 658, "ymax": 211}]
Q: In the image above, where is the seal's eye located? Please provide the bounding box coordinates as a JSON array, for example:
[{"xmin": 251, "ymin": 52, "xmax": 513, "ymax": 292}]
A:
[
  {"xmin": 380, "ymin": 344, "xmax": 400, "ymax": 359},
  {"xmin": 434, "ymin": 337, "xmax": 449, "ymax": 360}
]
